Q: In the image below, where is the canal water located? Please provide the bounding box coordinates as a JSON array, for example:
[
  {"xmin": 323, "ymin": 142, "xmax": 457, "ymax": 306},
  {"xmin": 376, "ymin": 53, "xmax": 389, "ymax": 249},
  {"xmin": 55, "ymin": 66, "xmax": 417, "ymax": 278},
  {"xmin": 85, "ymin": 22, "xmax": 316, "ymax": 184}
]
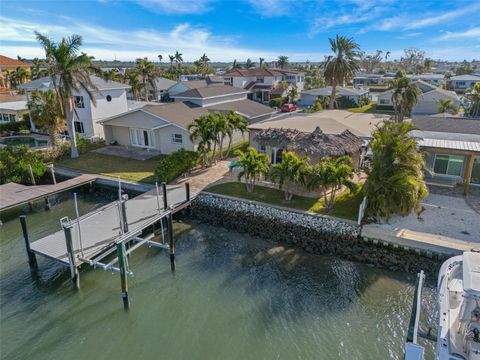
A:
[{"xmin": 0, "ymin": 189, "xmax": 437, "ymax": 360}]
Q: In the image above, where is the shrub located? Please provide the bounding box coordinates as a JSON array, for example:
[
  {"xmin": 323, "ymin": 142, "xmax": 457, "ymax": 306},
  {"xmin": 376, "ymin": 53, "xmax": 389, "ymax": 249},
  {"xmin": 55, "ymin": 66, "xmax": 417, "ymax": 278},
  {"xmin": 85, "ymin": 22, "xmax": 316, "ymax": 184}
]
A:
[
  {"xmin": 337, "ymin": 96, "xmax": 358, "ymax": 109},
  {"xmin": 0, "ymin": 146, "xmax": 46, "ymax": 185},
  {"xmin": 155, "ymin": 149, "xmax": 199, "ymax": 183},
  {"xmin": 0, "ymin": 120, "xmax": 29, "ymax": 134},
  {"xmin": 358, "ymin": 97, "xmax": 371, "ymax": 107},
  {"xmin": 269, "ymin": 97, "xmax": 288, "ymax": 108}
]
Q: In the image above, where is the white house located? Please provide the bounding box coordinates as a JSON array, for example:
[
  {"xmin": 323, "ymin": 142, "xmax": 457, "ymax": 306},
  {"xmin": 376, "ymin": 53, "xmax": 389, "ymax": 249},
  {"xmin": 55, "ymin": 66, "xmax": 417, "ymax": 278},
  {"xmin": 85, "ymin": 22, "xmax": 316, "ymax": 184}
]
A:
[
  {"xmin": 223, "ymin": 68, "xmax": 305, "ymax": 104},
  {"xmin": 0, "ymin": 100, "xmax": 28, "ymax": 124},
  {"xmin": 449, "ymin": 74, "xmax": 480, "ymax": 92},
  {"xmin": 19, "ymin": 76, "xmax": 130, "ymax": 139},
  {"xmin": 167, "ymin": 77, "xmax": 224, "ymax": 97},
  {"xmin": 299, "ymin": 86, "xmax": 369, "ymax": 107},
  {"xmin": 407, "ymin": 74, "xmax": 445, "ymax": 86},
  {"xmin": 376, "ymin": 80, "xmax": 460, "ymax": 115},
  {"xmin": 171, "ymin": 85, "xmax": 248, "ymax": 107}
]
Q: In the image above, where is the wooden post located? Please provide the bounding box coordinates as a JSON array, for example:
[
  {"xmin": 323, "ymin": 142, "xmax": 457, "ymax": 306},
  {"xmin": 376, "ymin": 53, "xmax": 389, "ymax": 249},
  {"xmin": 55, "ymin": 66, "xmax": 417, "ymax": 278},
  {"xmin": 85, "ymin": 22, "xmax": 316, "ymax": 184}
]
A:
[
  {"xmin": 162, "ymin": 182, "xmax": 168, "ymax": 210},
  {"xmin": 61, "ymin": 218, "xmax": 80, "ymax": 290},
  {"xmin": 50, "ymin": 165, "xmax": 57, "ymax": 184},
  {"xmin": 168, "ymin": 213, "xmax": 175, "ymax": 271},
  {"xmin": 19, "ymin": 215, "xmax": 38, "ymax": 270},
  {"xmin": 121, "ymin": 194, "xmax": 129, "ymax": 233},
  {"xmin": 116, "ymin": 241, "xmax": 130, "ymax": 310},
  {"xmin": 463, "ymin": 154, "xmax": 474, "ymax": 195},
  {"xmin": 44, "ymin": 196, "xmax": 51, "ymax": 210},
  {"xmin": 185, "ymin": 182, "xmax": 191, "ymax": 215},
  {"xmin": 28, "ymin": 164, "xmax": 36, "ymax": 185}
]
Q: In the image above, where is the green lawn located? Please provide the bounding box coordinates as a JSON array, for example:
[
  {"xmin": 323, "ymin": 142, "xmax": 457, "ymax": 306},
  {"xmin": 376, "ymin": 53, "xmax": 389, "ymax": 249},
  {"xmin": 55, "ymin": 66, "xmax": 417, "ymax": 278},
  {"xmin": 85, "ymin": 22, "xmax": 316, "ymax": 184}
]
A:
[
  {"xmin": 347, "ymin": 103, "xmax": 394, "ymax": 115},
  {"xmin": 56, "ymin": 151, "xmax": 161, "ymax": 183},
  {"xmin": 205, "ymin": 182, "xmax": 363, "ymax": 221}
]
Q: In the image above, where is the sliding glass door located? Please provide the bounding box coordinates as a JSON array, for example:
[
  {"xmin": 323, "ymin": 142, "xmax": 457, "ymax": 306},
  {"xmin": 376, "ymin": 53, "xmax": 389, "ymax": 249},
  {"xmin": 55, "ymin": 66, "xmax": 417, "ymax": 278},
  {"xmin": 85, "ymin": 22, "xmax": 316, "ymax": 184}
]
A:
[{"xmin": 129, "ymin": 128, "xmax": 155, "ymax": 149}]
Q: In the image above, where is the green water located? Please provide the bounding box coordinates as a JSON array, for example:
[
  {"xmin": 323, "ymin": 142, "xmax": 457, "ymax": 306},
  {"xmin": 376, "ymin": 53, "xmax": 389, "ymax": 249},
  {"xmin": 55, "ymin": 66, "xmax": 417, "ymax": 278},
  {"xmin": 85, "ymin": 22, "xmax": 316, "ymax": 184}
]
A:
[
  {"xmin": 0, "ymin": 190, "xmax": 437, "ymax": 360},
  {"xmin": 0, "ymin": 136, "xmax": 48, "ymax": 148}
]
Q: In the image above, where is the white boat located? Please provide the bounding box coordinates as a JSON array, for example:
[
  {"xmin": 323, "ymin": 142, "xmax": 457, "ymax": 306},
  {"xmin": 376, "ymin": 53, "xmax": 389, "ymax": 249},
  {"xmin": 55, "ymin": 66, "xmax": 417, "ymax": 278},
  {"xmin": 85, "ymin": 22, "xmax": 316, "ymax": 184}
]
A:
[{"xmin": 436, "ymin": 252, "xmax": 480, "ymax": 360}]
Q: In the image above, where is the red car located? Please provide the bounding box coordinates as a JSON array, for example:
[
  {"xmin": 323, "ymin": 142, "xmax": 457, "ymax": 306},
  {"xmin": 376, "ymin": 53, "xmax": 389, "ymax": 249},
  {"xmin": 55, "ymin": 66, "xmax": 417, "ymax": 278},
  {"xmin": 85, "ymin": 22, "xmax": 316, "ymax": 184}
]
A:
[{"xmin": 281, "ymin": 103, "xmax": 297, "ymax": 112}]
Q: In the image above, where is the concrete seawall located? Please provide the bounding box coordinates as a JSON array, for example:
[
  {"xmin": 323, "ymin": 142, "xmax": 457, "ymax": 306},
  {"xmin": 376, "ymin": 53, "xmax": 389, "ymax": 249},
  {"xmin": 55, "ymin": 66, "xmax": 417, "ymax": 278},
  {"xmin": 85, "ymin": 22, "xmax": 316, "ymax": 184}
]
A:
[{"xmin": 190, "ymin": 193, "xmax": 448, "ymax": 276}]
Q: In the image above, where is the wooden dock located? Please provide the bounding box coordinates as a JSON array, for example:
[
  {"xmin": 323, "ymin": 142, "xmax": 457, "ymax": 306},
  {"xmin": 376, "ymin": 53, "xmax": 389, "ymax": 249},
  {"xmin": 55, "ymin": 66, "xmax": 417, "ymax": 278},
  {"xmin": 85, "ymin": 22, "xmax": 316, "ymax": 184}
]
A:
[
  {"xmin": 19, "ymin": 182, "xmax": 193, "ymax": 309},
  {"xmin": 0, "ymin": 174, "xmax": 96, "ymax": 212}
]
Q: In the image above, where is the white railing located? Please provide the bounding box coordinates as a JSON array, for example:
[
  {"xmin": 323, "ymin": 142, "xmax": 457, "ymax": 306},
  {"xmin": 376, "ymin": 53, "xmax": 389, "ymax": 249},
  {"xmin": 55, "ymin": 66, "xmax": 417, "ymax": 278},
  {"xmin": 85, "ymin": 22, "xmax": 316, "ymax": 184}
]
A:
[{"xmin": 357, "ymin": 196, "xmax": 367, "ymax": 225}]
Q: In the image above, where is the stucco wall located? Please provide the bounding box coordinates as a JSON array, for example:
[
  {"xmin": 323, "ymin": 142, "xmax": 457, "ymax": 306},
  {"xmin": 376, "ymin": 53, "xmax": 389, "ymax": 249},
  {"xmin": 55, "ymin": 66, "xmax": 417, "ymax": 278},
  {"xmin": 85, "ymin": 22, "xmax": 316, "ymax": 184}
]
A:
[{"xmin": 156, "ymin": 125, "xmax": 195, "ymax": 153}]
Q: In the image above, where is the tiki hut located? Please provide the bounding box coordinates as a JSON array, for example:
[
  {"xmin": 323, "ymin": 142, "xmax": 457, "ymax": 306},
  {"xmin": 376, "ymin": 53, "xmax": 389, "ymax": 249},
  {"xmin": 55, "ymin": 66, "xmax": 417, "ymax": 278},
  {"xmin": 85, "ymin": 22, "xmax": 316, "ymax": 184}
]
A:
[{"xmin": 253, "ymin": 126, "xmax": 364, "ymax": 166}]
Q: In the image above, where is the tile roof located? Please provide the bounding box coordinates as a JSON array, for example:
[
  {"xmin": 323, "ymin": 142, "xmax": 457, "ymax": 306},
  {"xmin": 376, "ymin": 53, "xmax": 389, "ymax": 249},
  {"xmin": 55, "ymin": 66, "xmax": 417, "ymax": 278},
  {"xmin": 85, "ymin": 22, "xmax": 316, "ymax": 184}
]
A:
[
  {"xmin": 224, "ymin": 67, "xmax": 302, "ymax": 77},
  {"xmin": 0, "ymin": 55, "xmax": 31, "ymax": 68},
  {"xmin": 172, "ymin": 85, "xmax": 247, "ymax": 99}
]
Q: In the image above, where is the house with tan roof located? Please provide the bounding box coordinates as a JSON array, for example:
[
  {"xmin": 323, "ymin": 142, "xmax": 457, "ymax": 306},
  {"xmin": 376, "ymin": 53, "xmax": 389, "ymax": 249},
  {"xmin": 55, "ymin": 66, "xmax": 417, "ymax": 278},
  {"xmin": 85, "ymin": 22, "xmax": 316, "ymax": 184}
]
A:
[
  {"xmin": 167, "ymin": 76, "xmax": 225, "ymax": 97},
  {"xmin": 376, "ymin": 80, "xmax": 460, "ymax": 115},
  {"xmin": 223, "ymin": 67, "xmax": 304, "ymax": 104},
  {"xmin": 0, "ymin": 55, "xmax": 32, "ymax": 91}
]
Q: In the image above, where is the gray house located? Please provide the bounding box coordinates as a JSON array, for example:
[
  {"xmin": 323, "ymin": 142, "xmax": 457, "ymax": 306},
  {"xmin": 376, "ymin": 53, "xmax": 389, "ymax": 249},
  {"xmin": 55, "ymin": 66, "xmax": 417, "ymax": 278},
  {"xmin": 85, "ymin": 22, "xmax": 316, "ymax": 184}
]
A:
[{"xmin": 299, "ymin": 86, "xmax": 369, "ymax": 107}]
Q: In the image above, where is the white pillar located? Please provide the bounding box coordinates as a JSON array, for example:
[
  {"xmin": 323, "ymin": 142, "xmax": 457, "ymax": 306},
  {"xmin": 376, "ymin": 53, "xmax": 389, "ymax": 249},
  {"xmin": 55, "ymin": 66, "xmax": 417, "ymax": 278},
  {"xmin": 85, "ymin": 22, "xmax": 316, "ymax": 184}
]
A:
[{"xmin": 25, "ymin": 91, "xmax": 36, "ymax": 131}]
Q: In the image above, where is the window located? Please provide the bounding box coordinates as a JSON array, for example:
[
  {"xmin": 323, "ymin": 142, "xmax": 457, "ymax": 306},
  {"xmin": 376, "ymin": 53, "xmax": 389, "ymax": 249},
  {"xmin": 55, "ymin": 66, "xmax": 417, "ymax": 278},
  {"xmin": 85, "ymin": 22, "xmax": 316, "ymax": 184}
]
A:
[
  {"xmin": 129, "ymin": 128, "xmax": 155, "ymax": 148},
  {"xmin": 1, "ymin": 114, "xmax": 10, "ymax": 122},
  {"xmin": 259, "ymin": 145, "xmax": 266, "ymax": 153},
  {"xmin": 74, "ymin": 121, "xmax": 85, "ymax": 134},
  {"xmin": 284, "ymin": 75, "xmax": 296, "ymax": 81},
  {"xmin": 379, "ymin": 99, "xmax": 389, "ymax": 104},
  {"xmin": 9, "ymin": 114, "xmax": 16, "ymax": 122},
  {"xmin": 433, "ymin": 154, "xmax": 464, "ymax": 176},
  {"xmin": 256, "ymin": 77, "xmax": 264, "ymax": 83},
  {"xmin": 74, "ymin": 96, "xmax": 85, "ymax": 108},
  {"xmin": 171, "ymin": 133, "xmax": 183, "ymax": 144},
  {"xmin": 106, "ymin": 95, "xmax": 112, "ymax": 102}
]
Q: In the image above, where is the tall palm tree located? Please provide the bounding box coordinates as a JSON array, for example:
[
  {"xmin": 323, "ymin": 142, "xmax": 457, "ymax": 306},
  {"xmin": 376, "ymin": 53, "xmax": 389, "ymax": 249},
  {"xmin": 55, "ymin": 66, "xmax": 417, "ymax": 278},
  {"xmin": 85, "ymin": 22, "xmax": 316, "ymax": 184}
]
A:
[
  {"xmin": 245, "ymin": 58, "xmax": 255, "ymax": 69},
  {"xmin": 437, "ymin": 98, "xmax": 458, "ymax": 115},
  {"xmin": 235, "ymin": 147, "xmax": 270, "ymax": 192},
  {"xmin": 270, "ymin": 151, "xmax": 308, "ymax": 200},
  {"xmin": 135, "ymin": 57, "xmax": 156, "ymax": 101},
  {"xmin": 277, "ymin": 55, "xmax": 289, "ymax": 69},
  {"xmin": 200, "ymin": 53, "xmax": 210, "ymax": 68},
  {"xmin": 28, "ymin": 90, "xmax": 65, "ymax": 148},
  {"xmin": 389, "ymin": 76, "xmax": 421, "ymax": 122},
  {"xmin": 188, "ymin": 115, "xmax": 215, "ymax": 167},
  {"xmin": 224, "ymin": 112, "xmax": 248, "ymax": 158},
  {"xmin": 158, "ymin": 54, "xmax": 163, "ymax": 63},
  {"xmin": 288, "ymin": 86, "xmax": 298, "ymax": 103},
  {"xmin": 466, "ymin": 82, "xmax": 480, "ymax": 117},
  {"xmin": 174, "ymin": 51, "xmax": 183, "ymax": 69},
  {"xmin": 259, "ymin": 57, "xmax": 265, "ymax": 68},
  {"xmin": 324, "ymin": 35, "xmax": 361, "ymax": 109},
  {"xmin": 125, "ymin": 69, "xmax": 143, "ymax": 100},
  {"xmin": 168, "ymin": 55, "xmax": 175, "ymax": 70},
  {"xmin": 31, "ymin": 58, "xmax": 48, "ymax": 80},
  {"xmin": 231, "ymin": 59, "xmax": 242, "ymax": 70},
  {"xmin": 15, "ymin": 66, "xmax": 29, "ymax": 84},
  {"xmin": 35, "ymin": 31, "xmax": 97, "ymax": 158}
]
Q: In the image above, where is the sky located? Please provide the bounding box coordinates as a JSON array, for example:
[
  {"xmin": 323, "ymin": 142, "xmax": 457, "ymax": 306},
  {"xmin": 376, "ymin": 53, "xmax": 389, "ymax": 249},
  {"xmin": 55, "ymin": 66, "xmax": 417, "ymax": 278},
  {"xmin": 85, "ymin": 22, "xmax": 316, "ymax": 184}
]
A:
[{"xmin": 1, "ymin": 0, "xmax": 479, "ymax": 63}]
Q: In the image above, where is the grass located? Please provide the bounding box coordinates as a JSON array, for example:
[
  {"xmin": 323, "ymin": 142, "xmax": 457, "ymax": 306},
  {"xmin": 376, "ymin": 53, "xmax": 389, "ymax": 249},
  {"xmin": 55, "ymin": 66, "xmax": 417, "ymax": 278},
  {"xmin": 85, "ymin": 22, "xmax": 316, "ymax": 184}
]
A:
[
  {"xmin": 206, "ymin": 182, "xmax": 363, "ymax": 221},
  {"xmin": 347, "ymin": 103, "xmax": 395, "ymax": 115},
  {"xmin": 347, "ymin": 103, "xmax": 375, "ymax": 113},
  {"xmin": 56, "ymin": 151, "xmax": 161, "ymax": 183}
]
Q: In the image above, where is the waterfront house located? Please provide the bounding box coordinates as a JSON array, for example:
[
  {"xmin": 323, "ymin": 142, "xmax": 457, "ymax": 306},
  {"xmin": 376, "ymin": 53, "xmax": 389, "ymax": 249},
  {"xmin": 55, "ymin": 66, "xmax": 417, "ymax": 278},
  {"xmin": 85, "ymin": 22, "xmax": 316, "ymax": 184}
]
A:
[
  {"xmin": 0, "ymin": 55, "xmax": 32, "ymax": 92},
  {"xmin": 411, "ymin": 115, "xmax": 480, "ymax": 194},
  {"xmin": 19, "ymin": 75, "xmax": 130, "ymax": 139},
  {"xmin": 247, "ymin": 110, "xmax": 385, "ymax": 166},
  {"xmin": 0, "ymin": 99, "xmax": 28, "ymax": 124},
  {"xmin": 299, "ymin": 86, "xmax": 369, "ymax": 107},
  {"xmin": 376, "ymin": 80, "xmax": 460, "ymax": 115},
  {"xmin": 449, "ymin": 74, "xmax": 480, "ymax": 93},
  {"xmin": 223, "ymin": 67, "xmax": 305, "ymax": 104}
]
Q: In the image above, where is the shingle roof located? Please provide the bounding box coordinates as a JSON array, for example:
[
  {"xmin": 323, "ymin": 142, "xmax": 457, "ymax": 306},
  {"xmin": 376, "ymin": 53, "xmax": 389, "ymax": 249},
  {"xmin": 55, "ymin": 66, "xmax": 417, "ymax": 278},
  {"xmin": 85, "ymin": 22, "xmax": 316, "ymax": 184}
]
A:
[
  {"xmin": 302, "ymin": 86, "xmax": 368, "ymax": 97},
  {"xmin": 0, "ymin": 55, "xmax": 31, "ymax": 68},
  {"xmin": 450, "ymin": 74, "xmax": 480, "ymax": 81},
  {"xmin": 224, "ymin": 67, "xmax": 302, "ymax": 77},
  {"xmin": 206, "ymin": 99, "xmax": 277, "ymax": 119},
  {"xmin": 412, "ymin": 116, "xmax": 480, "ymax": 135},
  {"xmin": 153, "ymin": 77, "xmax": 177, "ymax": 90},
  {"xmin": 142, "ymin": 102, "xmax": 209, "ymax": 129},
  {"xmin": 19, "ymin": 75, "xmax": 130, "ymax": 91},
  {"xmin": 173, "ymin": 85, "xmax": 247, "ymax": 99}
]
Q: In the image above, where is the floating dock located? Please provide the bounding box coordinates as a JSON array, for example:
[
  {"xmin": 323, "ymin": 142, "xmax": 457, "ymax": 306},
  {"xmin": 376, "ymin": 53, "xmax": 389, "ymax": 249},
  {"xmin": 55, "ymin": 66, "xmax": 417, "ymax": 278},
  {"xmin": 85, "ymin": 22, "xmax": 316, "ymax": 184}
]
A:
[{"xmin": 19, "ymin": 182, "xmax": 193, "ymax": 309}]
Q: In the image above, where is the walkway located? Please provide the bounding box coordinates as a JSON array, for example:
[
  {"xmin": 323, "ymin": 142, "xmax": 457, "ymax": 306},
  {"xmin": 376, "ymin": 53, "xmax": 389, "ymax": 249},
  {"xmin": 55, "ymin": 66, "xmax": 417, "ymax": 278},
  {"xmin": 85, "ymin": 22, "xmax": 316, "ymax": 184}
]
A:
[
  {"xmin": 172, "ymin": 160, "xmax": 232, "ymax": 193},
  {"xmin": 93, "ymin": 145, "xmax": 162, "ymax": 160}
]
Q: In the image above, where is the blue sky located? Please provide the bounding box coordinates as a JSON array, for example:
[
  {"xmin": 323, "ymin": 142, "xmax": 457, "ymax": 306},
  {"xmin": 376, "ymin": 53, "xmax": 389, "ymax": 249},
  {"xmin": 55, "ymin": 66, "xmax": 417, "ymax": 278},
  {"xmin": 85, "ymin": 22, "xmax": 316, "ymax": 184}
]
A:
[{"xmin": 1, "ymin": 0, "xmax": 479, "ymax": 62}]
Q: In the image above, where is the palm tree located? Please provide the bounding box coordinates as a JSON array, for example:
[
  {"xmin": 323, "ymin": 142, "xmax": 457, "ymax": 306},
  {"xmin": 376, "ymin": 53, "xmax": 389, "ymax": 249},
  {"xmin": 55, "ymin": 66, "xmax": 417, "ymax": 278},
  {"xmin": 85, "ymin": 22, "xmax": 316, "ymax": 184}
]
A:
[
  {"xmin": 102, "ymin": 68, "xmax": 122, "ymax": 82},
  {"xmin": 210, "ymin": 113, "xmax": 227, "ymax": 163},
  {"xmin": 235, "ymin": 147, "xmax": 270, "ymax": 192},
  {"xmin": 288, "ymin": 86, "xmax": 298, "ymax": 103},
  {"xmin": 158, "ymin": 54, "xmax": 163, "ymax": 63},
  {"xmin": 277, "ymin": 55, "xmax": 289, "ymax": 69},
  {"xmin": 437, "ymin": 98, "xmax": 459, "ymax": 115},
  {"xmin": 466, "ymin": 82, "xmax": 480, "ymax": 117},
  {"xmin": 174, "ymin": 51, "xmax": 183, "ymax": 69},
  {"xmin": 364, "ymin": 121, "xmax": 428, "ymax": 222},
  {"xmin": 125, "ymin": 69, "xmax": 143, "ymax": 100},
  {"xmin": 200, "ymin": 53, "xmax": 210, "ymax": 68},
  {"xmin": 259, "ymin": 57, "xmax": 265, "ymax": 68},
  {"xmin": 35, "ymin": 31, "xmax": 98, "ymax": 158},
  {"xmin": 224, "ymin": 112, "xmax": 248, "ymax": 158},
  {"xmin": 270, "ymin": 151, "xmax": 308, "ymax": 200},
  {"xmin": 168, "ymin": 55, "xmax": 175, "ymax": 70},
  {"xmin": 389, "ymin": 76, "xmax": 421, "ymax": 122},
  {"xmin": 324, "ymin": 35, "xmax": 361, "ymax": 109},
  {"xmin": 135, "ymin": 57, "xmax": 156, "ymax": 101},
  {"xmin": 306, "ymin": 156, "xmax": 356, "ymax": 210},
  {"xmin": 28, "ymin": 90, "xmax": 65, "ymax": 148},
  {"xmin": 231, "ymin": 59, "xmax": 242, "ymax": 70},
  {"xmin": 15, "ymin": 66, "xmax": 29, "ymax": 84},
  {"xmin": 245, "ymin": 58, "xmax": 255, "ymax": 69},
  {"xmin": 384, "ymin": 51, "xmax": 391, "ymax": 62},
  {"xmin": 188, "ymin": 115, "xmax": 215, "ymax": 167},
  {"xmin": 31, "ymin": 58, "xmax": 48, "ymax": 80}
]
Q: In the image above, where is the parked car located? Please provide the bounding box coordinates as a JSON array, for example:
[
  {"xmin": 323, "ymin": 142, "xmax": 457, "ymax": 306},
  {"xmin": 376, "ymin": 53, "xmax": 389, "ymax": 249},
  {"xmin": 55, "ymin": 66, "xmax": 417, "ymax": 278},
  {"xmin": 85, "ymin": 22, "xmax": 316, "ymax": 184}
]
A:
[{"xmin": 281, "ymin": 103, "xmax": 297, "ymax": 112}]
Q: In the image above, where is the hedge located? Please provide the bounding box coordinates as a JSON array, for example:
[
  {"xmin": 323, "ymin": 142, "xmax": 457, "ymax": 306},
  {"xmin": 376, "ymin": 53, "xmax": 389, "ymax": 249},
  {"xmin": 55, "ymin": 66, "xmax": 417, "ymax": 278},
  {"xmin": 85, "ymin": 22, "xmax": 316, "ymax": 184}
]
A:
[
  {"xmin": 154, "ymin": 149, "xmax": 199, "ymax": 183},
  {"xmin": 0, "ymin": 120, "xmax": 29, "ymax": 133}
]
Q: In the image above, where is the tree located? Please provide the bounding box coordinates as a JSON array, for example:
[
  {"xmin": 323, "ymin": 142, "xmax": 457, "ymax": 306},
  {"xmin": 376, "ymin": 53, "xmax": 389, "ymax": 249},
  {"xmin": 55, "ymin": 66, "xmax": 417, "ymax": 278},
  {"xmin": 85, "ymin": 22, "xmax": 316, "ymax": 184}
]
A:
[
  {"xmin": 455, "ymin": 60, "xmax": 475, "ymax": 75},
  {"xmin": 102, "ymin": 68, "xmax": 122, "ymax": 82},
  {"xmin": 437, "ymin": 98, "xmax": 459, "ymax": 115},
  {"xmin": 158, "ymin": 54, "xmax": 163, "ymax": 63},
  {"xmin": 28, "ymin": 90, "xmax": 65, "ymax": 148},
  {"xmin": 465, "ymin": 82, "xmax": 480, "ymax": 117},
  {"xmin": 288, "ymin": 86, "xmax": 298, "ymax": 103},
  {"xmin": 210, "ymin": 113, "xmax": 227, "ymax": 163},
  {"xmin": 174, "ymin": 51, "xmax": 183, "ymax": 69},
  {"xmin": 235, "ymin": 147, "xmax": 270, "ymax": 192},
  {"xmin": 135, "ymin": 57, "xmax": 156, "ymax": 101},
  {"xmin": 125, "ymin": 69, "xmax": 143, "ymax": 100},
  {"xmin": 223, "ymin": 112, "xmax": 248, "ymax": 158},
  {"xmin": 270, "ymin": 151, "xmax": 308, "ymax": 200},
  {"xmin": 389, "ymin": 76, "xmax": 421, "ymax": 122},
  {"xmin": 324, "ymin": 35, "xmax": 361, "ymax": 109},
  {"xmin": 399, "ymin": 48, "xmax": 425, "ymax": 73},
  {"xmin": 231, "ymin": 59, "xmax": 242, "ymax": 70},
  {"xmin": 0, "ymin": 147, "xmax": 47, "ymax": 185},
  {"xmin": 306, "ymin": 156, "xmax": 356, "ymax": 210},
  {"xmin": 364, "ymin": 121, "xmax": 428, "ymax": 222},
  {"xmin": 35, "ymin": 31, "xmax": 98, "ymax": 158},
  {"xmin": 245, "ymin": 58, "xmax": 255, "ymax": 68},
  {"xmin": 259, "ymin": 57, "xmax": 265, "ymax": 68},
  {"xmin": 359, "ymin": 50, "xmax": 383, "ymax": 73},
  {"xmin": 277, "ymin": 55, "xmax": 289, "ymax": 69},
  {"xmin": 188, "ymin": 115, "xmax": 215, "ymax": 167},
  {"xmin": 168, "ymin": 55, "xmax": 175, "ymax": 70}
]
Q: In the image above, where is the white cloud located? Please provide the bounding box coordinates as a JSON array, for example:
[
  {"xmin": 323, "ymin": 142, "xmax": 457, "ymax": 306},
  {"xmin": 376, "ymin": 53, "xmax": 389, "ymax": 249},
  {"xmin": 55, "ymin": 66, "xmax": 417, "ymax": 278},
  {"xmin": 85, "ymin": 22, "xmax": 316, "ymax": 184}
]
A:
[
  {"xmin": 437, "ymin": 27, "xmax": 480, "ymax": 40},
  {"xmin": 0, "ymin": 15, "xmax": 320, "ymax": 62},
  {"xmin": 246, "ymin": 0, "xmax": 295, "ymax": 17},
  {"xmin": 134, "ymin": 0, "xmax": 214, "ymax": 14}
]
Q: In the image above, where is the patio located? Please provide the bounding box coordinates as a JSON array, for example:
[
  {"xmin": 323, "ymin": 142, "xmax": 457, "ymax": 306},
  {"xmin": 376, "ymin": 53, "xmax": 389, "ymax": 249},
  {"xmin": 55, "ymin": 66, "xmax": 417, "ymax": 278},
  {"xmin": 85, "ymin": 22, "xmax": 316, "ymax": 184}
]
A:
[{"xmin": 93, "ymin": 145, "xmax": 162, "ymax": 160}]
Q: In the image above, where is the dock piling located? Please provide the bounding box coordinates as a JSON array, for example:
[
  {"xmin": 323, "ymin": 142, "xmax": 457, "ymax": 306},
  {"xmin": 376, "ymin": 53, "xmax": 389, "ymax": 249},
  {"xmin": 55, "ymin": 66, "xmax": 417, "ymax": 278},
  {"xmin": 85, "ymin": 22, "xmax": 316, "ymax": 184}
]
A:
[
  {"xmin": 28, "ymin": 164, "xmax": 36, "ymax": 185},
  {"xmin": 162, "ymin": 182, "xmax": 168, "ymax": 210},
  {"xmin": 19, "ymin": 215, "xmax": 38, "ymax": 271},
  {"xmin": 185, "ymin": 182, "xmax": 191, "ymax": 215},
  {"xmin": 168, "ymin": 213, "xmax": 175, "ymax": 271},
  {"xmin": 121, "ymin": 194, "xmax": 129, "ymax": 233},
  {"xmin": 44, "ymin": 196, "xmax": 51, "ymax": 210},
  {"xmin": 49, "ymin": 165, "xmax": 57, "ymax": 184},
  {"xmin": 61, "ymin": 217, "xmax": 80, "ymax": 290},
  {"xmin": 116, "ymin": 241, "xmax": 130, "ymax": 310}
]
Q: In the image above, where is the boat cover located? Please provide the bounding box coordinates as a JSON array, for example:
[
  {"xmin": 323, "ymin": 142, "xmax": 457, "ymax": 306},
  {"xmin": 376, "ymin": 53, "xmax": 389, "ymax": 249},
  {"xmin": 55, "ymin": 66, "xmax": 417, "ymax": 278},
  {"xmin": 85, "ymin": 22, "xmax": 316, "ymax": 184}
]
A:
[{"xmin": 463, "ymin": 252, "xmax": 480, "ymax": 297}]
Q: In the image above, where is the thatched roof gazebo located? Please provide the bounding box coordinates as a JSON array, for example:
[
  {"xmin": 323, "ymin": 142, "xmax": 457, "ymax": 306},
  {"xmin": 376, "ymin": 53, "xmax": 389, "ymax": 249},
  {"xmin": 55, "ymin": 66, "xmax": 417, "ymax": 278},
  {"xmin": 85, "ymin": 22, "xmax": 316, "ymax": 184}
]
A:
[{"xmin": 254, "ymin": 126, "xmax": 364, "ymax": 164}]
